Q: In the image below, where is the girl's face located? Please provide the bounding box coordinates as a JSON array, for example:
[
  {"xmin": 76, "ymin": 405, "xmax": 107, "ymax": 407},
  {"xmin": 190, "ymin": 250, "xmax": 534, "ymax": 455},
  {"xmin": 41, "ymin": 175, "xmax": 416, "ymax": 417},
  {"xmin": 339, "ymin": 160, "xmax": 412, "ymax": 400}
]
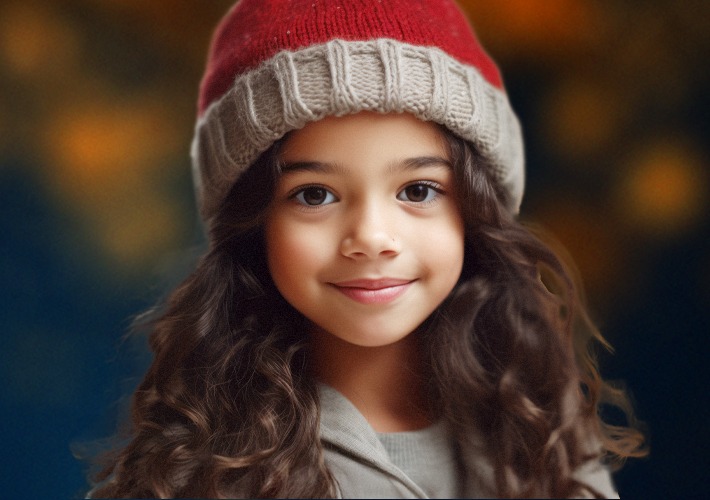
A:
[{"xmin": 265, "ymin": 112, "xmax": 464, "ymax": 347}]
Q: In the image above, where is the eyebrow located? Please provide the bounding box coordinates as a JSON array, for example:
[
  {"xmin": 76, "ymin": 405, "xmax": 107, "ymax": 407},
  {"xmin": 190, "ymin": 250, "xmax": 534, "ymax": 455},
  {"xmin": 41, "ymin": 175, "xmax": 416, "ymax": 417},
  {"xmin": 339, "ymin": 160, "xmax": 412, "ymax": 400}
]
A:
[
  {"xmin": 280, "ymin": 161, "xmax": 347, "ymax": 175},
  {"xmin": 280, "ymin": 156, "xmax": 451, "ymax": 175},
  {"xmin": 389, "ymin": 155, "xmax": 452, "ymax": 174}
]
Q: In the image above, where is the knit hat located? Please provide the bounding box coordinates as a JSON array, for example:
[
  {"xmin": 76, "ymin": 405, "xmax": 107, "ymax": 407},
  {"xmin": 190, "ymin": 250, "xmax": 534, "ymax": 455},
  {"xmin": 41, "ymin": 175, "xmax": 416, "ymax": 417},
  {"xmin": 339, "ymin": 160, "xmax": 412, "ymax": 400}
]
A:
[{"xmin": 192, "ymin": 0, "xmax": 524, "ymax": 221}]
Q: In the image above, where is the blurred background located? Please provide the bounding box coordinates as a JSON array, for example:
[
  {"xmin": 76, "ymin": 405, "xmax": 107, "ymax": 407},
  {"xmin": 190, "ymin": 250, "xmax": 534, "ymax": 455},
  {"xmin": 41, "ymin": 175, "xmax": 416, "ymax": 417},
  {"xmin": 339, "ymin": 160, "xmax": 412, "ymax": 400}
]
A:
[{"xmin": 0, "ymin": 0, "xmax": 707, "ymax": 497}]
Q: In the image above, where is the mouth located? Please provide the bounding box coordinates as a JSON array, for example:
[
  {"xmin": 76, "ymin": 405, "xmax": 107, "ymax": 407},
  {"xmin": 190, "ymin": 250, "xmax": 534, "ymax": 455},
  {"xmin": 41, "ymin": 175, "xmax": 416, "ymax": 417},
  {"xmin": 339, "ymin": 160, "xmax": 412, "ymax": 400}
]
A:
[{"xmin": 330, "ymin": 278, "xmax": 415, "ymax": 304}]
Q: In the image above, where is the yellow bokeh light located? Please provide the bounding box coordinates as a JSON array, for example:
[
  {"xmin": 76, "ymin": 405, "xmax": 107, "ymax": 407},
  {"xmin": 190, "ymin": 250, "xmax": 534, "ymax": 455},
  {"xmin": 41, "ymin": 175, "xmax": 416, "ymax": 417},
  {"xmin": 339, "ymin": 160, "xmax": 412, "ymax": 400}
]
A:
[{"xmin": 617, "ymin": 139, "xmax": 707, "ymax": 237}]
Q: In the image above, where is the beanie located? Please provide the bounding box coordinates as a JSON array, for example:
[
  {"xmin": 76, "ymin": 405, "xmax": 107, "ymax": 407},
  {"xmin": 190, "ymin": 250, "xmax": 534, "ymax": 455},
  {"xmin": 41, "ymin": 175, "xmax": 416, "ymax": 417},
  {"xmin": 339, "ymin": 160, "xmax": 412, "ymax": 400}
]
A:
[{"xmin": 192, "ymin": 0, "xmax": 524, "ymax": 221}]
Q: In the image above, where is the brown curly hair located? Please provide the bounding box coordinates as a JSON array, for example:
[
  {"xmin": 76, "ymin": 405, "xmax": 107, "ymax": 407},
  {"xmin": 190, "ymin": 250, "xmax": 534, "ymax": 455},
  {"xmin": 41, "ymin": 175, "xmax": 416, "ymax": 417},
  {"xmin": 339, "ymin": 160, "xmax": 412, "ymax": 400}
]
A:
[{"xmin": 89, "ymin": 127, "xmax": 646, "ymax": 498}]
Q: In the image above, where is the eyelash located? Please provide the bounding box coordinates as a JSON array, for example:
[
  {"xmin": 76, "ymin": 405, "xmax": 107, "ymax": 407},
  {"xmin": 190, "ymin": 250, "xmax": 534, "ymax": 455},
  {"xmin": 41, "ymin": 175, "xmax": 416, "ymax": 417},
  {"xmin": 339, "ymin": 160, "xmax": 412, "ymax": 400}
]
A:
[{"xmin": 287, "ymin": 181, "xmax": 446, "ymax": 210}]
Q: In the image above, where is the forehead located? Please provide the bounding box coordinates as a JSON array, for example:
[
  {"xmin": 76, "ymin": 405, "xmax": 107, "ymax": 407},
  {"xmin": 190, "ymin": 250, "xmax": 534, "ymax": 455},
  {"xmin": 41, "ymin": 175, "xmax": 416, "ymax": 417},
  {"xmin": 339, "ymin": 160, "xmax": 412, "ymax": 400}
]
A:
[{"xmin": 279, "ymin": 112, "xmax": 448, "ymax": 163}]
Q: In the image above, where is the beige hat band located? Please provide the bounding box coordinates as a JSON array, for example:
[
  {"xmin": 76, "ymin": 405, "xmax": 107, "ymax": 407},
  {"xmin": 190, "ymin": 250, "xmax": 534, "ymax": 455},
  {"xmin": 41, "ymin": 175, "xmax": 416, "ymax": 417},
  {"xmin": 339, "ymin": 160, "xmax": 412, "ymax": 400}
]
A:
[{"xmin": 191, "ymin": 38, "xmax": 524, "ymax": 220}]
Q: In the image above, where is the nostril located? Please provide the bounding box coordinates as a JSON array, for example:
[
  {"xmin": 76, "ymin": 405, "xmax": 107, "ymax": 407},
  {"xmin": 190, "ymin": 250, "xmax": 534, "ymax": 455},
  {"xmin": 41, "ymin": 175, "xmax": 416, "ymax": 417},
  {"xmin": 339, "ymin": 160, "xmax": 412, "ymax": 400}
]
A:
[{"xmin": 339, "ymin": 232, "xmax": 400, "ymax": 259}]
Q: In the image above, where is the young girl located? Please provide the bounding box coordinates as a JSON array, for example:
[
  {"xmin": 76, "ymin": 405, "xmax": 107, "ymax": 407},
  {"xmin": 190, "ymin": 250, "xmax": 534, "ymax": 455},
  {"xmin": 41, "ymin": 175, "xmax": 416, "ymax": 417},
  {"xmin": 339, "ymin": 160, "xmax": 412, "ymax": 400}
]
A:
[{"xmin": 90, "ymin": 0, "xmax": 646, "ymax": 497}]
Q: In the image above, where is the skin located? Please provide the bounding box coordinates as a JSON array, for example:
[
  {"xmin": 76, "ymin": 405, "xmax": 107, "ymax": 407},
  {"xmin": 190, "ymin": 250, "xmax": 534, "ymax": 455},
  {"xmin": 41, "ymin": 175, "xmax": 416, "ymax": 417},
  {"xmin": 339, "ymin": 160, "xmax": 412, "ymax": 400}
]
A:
[{"xmin": 265, "ymin": 111, "xmax": 465, "ymax": 431}]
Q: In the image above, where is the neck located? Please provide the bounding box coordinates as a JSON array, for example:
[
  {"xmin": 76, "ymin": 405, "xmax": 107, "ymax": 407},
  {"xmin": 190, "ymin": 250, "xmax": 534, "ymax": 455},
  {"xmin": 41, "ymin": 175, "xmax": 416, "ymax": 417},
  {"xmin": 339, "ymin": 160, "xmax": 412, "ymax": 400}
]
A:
[{"xmin": 309, "ymin": 327, "xmax": 433, "ymax": 432}]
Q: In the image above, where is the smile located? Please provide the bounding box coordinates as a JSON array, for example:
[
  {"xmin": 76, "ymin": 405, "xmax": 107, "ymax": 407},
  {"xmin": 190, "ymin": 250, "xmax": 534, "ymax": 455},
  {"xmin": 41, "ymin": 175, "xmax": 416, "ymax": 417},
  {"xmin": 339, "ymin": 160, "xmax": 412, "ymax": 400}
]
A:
[{"xmin": 330, "ymin": 278, "xmax": 414, "ymax": 305}]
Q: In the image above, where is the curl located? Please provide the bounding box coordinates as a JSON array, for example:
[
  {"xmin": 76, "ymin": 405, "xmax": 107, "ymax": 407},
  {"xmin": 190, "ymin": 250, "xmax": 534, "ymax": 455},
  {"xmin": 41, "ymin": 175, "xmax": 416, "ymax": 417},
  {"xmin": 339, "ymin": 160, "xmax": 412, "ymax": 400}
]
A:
[
  {"xmin": 90, "ymin": 143, "xmax": 336, "ymax": 498},
  {"xmin": 426, "ymin": 132, "xmax": 647, "ymax": 497}
]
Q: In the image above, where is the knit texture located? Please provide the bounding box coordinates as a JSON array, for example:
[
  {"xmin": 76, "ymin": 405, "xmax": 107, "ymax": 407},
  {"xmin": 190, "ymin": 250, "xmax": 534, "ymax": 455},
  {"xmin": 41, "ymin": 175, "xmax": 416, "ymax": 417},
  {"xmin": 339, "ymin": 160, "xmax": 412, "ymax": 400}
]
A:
[
  {"xmin": 192, "ymin": 0, "xmax": 525, "ymax": 221},
  {"xmin": 198, "ymin": 0, "xmax": 504, "ymax": 115},
  {"xmin": 378, "ymin": 421, "xmax": 462, "ymax": 497}
]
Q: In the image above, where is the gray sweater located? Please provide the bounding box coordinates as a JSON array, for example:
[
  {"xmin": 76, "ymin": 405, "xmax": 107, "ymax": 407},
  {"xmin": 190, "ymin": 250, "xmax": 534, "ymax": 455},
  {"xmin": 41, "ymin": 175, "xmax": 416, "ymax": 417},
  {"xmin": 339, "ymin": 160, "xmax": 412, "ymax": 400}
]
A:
[{"xmin": 319, "ymin": 385, "xmax": 619, "ymax": 498}]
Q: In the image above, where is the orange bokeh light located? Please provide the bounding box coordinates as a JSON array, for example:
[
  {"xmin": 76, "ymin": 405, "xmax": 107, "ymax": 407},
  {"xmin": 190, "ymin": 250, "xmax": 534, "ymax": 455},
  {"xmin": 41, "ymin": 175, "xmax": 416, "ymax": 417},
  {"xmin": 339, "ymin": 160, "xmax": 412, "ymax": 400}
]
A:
[
  {"xmin": 0, "ymin": 2, "xmax": 81, "ymax": 78},
  {"xmin": 540, "ymin": 78, "xmax": 627, "ymax": 161},
  {"xmin": 41, "ymin": 91, "xmax": 189, "ymax": 275},
  {"xmin": 43, "ymin": 93, "xmax": 183, "ymax": 203},
  {"xmin": 459, "ymin": 0, "xmax": 604, "ymax": 61},
  {"xmin": 529, "ymin": 199, "xmax": 623, "ymax": 308},
  {"xmin": 617, "ymin": 139, "xmax": 707, "ymax": 237}
]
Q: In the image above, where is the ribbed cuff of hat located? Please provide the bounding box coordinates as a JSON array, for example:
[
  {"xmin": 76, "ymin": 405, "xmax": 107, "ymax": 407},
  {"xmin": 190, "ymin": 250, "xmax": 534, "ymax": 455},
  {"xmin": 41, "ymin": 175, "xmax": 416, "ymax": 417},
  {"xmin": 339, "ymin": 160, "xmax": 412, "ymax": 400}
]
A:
[{"xmin": 191, "ymin": 38, "xmax": 524, "ymax": 221}]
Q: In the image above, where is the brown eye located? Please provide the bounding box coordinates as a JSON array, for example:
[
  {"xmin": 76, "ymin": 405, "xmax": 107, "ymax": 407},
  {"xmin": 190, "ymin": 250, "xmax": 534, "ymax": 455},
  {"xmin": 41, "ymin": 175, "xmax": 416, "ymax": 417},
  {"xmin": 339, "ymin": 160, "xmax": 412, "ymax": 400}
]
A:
[
  {"xmin": 293, "ymin": 186, "xmax": 336, "ymax": 206},
  {"xmin": 397, "ymin": 183, "xmax": 440, "ymax": 203},
  {"xmin": 303, "ymin": 187, "xmax": 326, "ymax": 205},
  {"xmin": 404, "ymin": 184, "xmax": 428, "ymax": 202}
]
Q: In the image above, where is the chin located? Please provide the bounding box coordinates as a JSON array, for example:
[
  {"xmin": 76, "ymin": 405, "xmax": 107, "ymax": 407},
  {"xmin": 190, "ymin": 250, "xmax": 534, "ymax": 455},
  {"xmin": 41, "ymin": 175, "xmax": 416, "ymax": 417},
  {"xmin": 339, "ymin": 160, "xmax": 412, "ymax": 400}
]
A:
[{"xmin": 332, "ymin": 324, "xmax": 422, "ymax": 348}]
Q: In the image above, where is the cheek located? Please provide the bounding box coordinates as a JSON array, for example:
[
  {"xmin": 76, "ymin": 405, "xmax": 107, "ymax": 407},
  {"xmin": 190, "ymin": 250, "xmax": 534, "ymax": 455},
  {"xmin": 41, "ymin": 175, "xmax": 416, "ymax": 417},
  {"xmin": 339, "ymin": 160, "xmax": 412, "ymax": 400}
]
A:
[
  {"xmin": 425, "ymin": 209, "xmax": 464, "ymax": 251},
  {"xmin": 421, "ymin": 213, "xmax": 465, "ymax": 285},
  {"xmin": 265, "ymin": 218, "xmax": 329, "ymax": 288}
]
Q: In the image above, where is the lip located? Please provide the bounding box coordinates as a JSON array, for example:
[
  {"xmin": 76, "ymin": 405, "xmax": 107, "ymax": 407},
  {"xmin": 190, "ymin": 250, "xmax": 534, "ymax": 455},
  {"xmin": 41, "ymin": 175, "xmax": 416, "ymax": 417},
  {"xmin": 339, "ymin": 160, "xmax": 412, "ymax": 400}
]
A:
[{"xmin": 330, "ymin": 278, "xmax": 414, "ymax": 305}]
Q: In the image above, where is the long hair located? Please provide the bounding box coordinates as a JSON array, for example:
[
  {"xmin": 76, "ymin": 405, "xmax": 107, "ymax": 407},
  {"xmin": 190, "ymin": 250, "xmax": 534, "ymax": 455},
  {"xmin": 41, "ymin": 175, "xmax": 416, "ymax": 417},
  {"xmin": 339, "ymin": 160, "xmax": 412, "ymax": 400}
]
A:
[
  {"xmin": 425, "ymin": 134, "xmax": 647, "ymax": 497},
  {"xmin": 89, "ymin": 127, "xmax": 646, "ymax": 498}
]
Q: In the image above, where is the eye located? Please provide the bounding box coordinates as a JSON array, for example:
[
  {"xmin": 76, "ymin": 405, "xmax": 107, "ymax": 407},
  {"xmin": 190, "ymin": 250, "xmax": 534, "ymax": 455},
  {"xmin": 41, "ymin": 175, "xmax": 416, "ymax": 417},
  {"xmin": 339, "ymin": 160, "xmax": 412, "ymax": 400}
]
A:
[
  {"xmin": 292, "ymin": 186, "xmax": 338, "ymax": 206},
  {"xmin": 397, "ymin": 182, "xmax": 441, "ymax": 204}
]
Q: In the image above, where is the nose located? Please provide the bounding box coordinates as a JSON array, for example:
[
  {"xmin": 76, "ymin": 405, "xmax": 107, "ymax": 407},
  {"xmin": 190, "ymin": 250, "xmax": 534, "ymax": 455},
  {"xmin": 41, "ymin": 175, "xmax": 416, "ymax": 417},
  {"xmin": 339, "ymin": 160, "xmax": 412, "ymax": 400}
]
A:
[{"xmin": 339, "ymin": 200, "xmax": 401, "ymax": 259}]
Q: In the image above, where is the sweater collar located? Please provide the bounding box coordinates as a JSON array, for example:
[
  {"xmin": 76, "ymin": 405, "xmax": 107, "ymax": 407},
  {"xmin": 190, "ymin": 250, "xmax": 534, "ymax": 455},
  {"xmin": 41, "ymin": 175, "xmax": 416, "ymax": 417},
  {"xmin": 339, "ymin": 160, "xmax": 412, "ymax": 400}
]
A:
[{"xmin": 317, "ymin": 383, "xmax": 429, "ymax": 497}]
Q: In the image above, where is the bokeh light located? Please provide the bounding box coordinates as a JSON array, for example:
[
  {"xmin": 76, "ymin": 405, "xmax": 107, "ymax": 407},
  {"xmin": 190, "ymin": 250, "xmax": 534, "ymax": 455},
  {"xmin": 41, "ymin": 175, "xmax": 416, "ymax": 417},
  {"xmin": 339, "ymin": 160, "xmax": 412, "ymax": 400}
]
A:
[
  {"xmin": 539, "ymin": 77, "xmax": 629, "ymax": 161},
  {"xmin": 616, "ymin": 138, "xmax": 707, "ymax": 238},
  {"xmin": 461, "ymin": 0, "xmax": 605, "ymax": 62},
  {"xmin": 0, "ymin": 2, "xmax": 82, "ymax": 79},
  {"xmin": 40, "ymin": 90, "xmax": 189, "ymax": 275},
  {"xmin": 527, "ymin": 198, "xmax": 625, "ymax": 312}
]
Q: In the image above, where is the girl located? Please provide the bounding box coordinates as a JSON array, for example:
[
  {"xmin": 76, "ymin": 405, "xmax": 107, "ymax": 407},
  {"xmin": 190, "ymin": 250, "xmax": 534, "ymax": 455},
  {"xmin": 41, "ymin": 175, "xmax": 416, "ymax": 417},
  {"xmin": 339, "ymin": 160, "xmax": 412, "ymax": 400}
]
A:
[{"xmin": 90, "ymin": 0, "xmax": 646, "ymax": 497}]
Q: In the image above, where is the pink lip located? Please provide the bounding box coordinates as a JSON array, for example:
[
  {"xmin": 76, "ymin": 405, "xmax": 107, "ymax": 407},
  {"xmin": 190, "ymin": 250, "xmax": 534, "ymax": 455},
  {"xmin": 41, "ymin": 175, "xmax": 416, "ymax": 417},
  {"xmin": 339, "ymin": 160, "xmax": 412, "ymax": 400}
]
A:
[{"xmin": 330, "ymin": 278, "xmax": 414, "ymax": 304}]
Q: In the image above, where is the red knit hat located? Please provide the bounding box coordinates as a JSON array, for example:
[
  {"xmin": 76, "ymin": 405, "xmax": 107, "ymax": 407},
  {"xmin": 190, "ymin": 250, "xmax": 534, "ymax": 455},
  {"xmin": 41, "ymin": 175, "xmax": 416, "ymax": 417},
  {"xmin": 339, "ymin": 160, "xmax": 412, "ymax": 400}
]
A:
[{"xmin": 192, "ymin": 0, "xmax": 524, "ymax": 221}]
